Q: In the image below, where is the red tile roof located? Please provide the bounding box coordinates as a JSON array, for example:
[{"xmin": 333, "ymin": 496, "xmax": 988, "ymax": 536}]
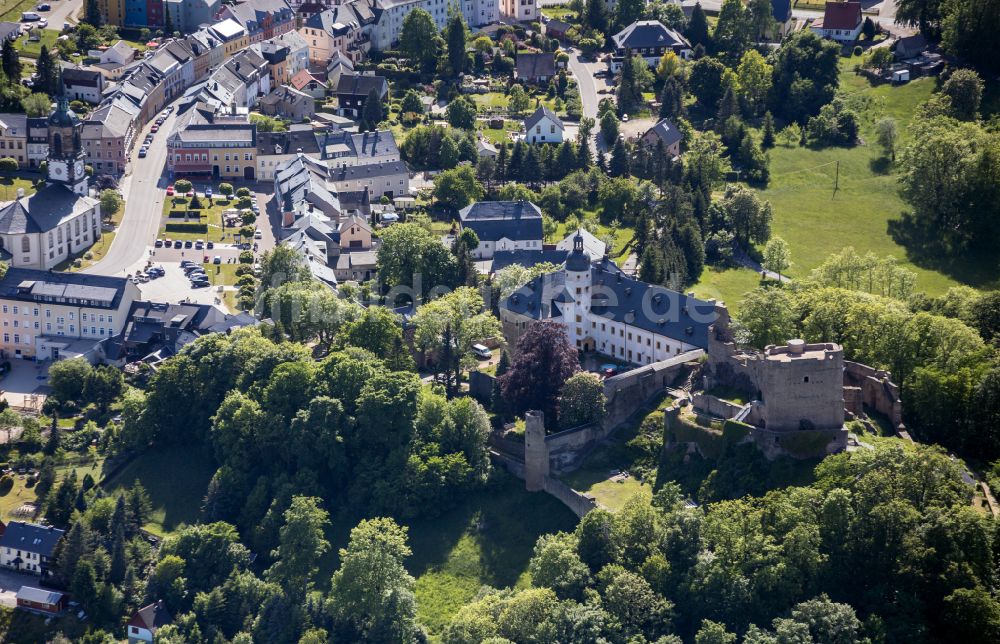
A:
[{"xmin": 821, "ymin": 1, "xmax": 862, "ymax": 30}]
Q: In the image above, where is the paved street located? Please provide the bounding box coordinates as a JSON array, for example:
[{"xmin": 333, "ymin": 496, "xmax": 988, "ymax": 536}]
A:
[
  {"xmin": 44, "ymin": 0, "xmax": 84, "ymax": 28},
  {"xmin": 565, "ymin": 47, "xmax": 612, "ymax": 153},
  {"xmin": 83, "ymin": 108, "xmax": 179, "ymax": 277}
]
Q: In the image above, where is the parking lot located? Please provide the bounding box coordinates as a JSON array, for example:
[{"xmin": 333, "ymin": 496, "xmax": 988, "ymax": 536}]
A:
[{"xmin": 0, "ymin": 568, "xmax": 46, "ymax": 608}]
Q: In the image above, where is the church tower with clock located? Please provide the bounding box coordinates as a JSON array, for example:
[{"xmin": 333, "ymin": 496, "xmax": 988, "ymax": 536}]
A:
[{"xmin": 46, "ymin": 79, "xmax": 88, "ymax": 196}]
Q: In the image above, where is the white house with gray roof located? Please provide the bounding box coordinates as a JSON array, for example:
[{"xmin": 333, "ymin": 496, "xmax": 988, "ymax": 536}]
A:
[
  {"xmin": 611, "ymin": 19, "xmax": 691, "ymax": 70},
  {"xmin": 459, "ymin": 200, "xmax": 543, "ymax": 259},
  {"xmin": 0, "ymin": 521, "xmax": 64, "ymax": 577},
  {"xmin": 524, "ymin": 106, "xmax": 563, "ymax": 144}
]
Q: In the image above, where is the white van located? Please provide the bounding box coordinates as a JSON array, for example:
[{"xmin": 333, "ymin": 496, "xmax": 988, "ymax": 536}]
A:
[
  {"xmin": 472, "ymin": 344, "xmax": 491, "ymax": 360},
  {"xmin": 21, "ymin": 11, "xmax": 41, "ymax": 21}
]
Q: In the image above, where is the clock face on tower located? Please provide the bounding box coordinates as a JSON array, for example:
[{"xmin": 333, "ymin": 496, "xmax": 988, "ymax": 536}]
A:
[
  {"xmin": 51, "ymin": 163, "xmax": 64, "ymax": 178},
  {"xmin": 74, "ymin": 160, "xmax": 84, "ymax": 178}
]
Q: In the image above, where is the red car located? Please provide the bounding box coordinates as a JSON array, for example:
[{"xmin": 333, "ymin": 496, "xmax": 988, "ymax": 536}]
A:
[
  {"xmin": 150, "ymin": 125, "xmax": 159, "ymax": 133},
  {"xmin": 186, "ymin": 190, "xmax": 194, "ymax": 198},
  {"xmin": 166, "ymin": 185, "xmax": 174, "ymax": 196}
]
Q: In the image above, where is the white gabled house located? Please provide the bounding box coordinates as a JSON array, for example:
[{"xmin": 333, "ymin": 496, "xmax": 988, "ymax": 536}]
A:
[
  {"xmin": 524, "ymin": 106, "xmax": 564, "ymax": 144},
  {"xmin": 459, "ymin": 201, "xmax": 544, "ymax": 260}
]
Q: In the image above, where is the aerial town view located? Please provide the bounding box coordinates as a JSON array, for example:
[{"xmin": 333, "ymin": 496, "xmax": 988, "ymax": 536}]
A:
[{"xmin": 0, "ymin": 0, "xmax": 995, "ymax": 639}]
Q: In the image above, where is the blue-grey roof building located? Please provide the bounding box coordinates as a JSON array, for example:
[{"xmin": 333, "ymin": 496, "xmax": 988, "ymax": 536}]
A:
[
  {"xmin": 459, "ymin": 201, "xmax": 544, "ymax": 260},
  {"xmin": 0, "ymin": 521, "xmax": 65, "ymax": 577},
  {"xmin": 500, "ymin": 233, "xmax": 722, "ymax": 365}
]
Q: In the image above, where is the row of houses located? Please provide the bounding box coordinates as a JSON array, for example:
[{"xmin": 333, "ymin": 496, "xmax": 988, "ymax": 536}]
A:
[{"xmin": 1, "ymin": 519, "xmax": 174, "ymax": 641}]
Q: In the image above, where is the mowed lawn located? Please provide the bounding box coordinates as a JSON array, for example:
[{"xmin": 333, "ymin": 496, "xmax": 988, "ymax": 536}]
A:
[
  {"xmin": 102, "ymin": 446, "xmax": 217, "ymax": 537},
  {"xmin": 760, "ymin": 72, "xmax": 978, "ymax": 295}
]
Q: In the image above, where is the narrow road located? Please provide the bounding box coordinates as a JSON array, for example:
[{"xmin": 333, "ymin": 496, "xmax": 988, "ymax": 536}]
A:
[
  {"xmin": 565, "ymin": 47, "xmax": 612, "ymax": 154},
  {"xmin": 83, "ymin": 109, "xmax": 178, "ymax": 276}
]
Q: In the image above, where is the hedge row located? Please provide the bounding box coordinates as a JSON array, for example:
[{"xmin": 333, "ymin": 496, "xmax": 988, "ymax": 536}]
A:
[{"xmin": 165, "ymin": 222, "xmax": 208, "ymax": 233}]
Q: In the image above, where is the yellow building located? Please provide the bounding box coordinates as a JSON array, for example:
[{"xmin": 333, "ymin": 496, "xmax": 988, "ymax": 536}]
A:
[{"xmin": 99, "ymin": 0, "xmax": 126, "ymax": 27}]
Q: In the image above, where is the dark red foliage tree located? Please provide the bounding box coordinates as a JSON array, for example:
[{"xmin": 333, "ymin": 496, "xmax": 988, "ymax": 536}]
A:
[{"xmin": 499, "ymin": 321, "xmax": 580, "ymax": 426}]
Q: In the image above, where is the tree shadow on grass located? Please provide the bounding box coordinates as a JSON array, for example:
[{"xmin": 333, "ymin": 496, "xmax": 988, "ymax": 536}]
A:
[
  {"xmin": 868, "ymin": 156, "xmax": 892, "ymax": 175},
  {"xmin": 888, "ymin": 215, "xmax": 1000, "ymax": 290}
]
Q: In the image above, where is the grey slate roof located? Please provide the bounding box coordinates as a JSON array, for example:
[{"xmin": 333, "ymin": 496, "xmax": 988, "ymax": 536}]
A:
[
  {"xmin": 257, "ymin": 125, "xmax": 321, "ymax": 156},
  {"xmin": 645, "ymin": 118, "xmax": 682, "ymax": 148},
  {"xmin": 329, "ymin": 159, "xmax": 408, "ymax": 181},
  {"xmin": 503, "ymin": 259, "xmax": 715, "ymax": 348},
  {"xmin": 0, "ymin": 185, "xmax": 98, "ymax": 235},
  {"xmin": 459, "ymin": 200, "xmax": 543, "ymax": 242},
  {"xmin": 0, "ymin": 268, "xmax": 129, "ymax": 309},
  {"xmin": 0, "ymin": 521, "xmax": 65, "ymax": 557},
  {"xmin": 612, "ymin": 20, "xmax": 690, "ymax": 51},
  {"xmin": 516, "ymin": 53, "xmax": 556, "ymax": 79},
  {"xmin": 335, "ymin": 73, "xmax": 388, "ymax": 99},
  {"xmin": 524, "ymin": 106, "xmax": 563, "ymax": 132}
]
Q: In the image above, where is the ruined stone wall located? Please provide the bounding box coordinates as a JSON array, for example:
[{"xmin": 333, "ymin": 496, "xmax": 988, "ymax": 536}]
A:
[
  {"xmin": 603, "ymin": 350, "xmax": 703, "ymax": 428},
  {"xmin": 692, "ymin": 393, "xmax": 745, "ymax": 420},
  {"xmin": 543, "ymin": 477, "xmax": 599, "ymax": 518},
  {"xmin": 843, "ymin": 361, "xmax": 904, "ymax": 430}
]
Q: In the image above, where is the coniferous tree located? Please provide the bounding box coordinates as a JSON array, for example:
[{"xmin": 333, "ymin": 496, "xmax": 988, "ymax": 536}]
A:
[
  {"xmin": 659, "ymin": 76, "xmax": 685, "ymax": 119},
  {"xmin": 1, "ymin": 40, "xmax": 20, "ymax": 82},
  {"xmin": 445, "ymin": 11, "xmax": 467, "ymax": 77},
  {"xmin": 716, "ymin": 85, "xmax": 741, "ymax": 127},
  {"xmin": 761, "ymin": 111, "xmax": 776, "ymax": 149},
  {"xmin": 36, "ymin": 46, "xmax": 59, "ymax": 97},
  {"xmin": 44, "ymin": 415, "xmax": 60, "ymax": 455},
  {"xmin": 686, "ymin": 2, "xmax": 711, "ymax": 49},
  {"xmin": 609, "ymin": 139, "xmax": 630, "ymax": 177},
  {"xmin": 85, "ymin": 0, "xmax": 102, "ymax": 26},
  {"xmin": 360, "ymin": 88, "xmax": 385, "ymax": 132}
]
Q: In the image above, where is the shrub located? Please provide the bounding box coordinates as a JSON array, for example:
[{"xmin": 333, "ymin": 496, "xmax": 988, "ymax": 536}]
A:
[
  {"xmin": 237, "ymin": 275, "xmax": 256, "ymax": 287},
  {"xmin": 165, "ymin": 222, "xmax": 208, "ymax": 233},
  {"xmin": 0, "ymin": 475, "xmax": 12, "ymax": 493},
  {"xmin": 852, "ymin": 45, "xmax": 863, "ymax": 56},
  {"xmin": 235, "ymin": 187, "xmax": 251, "ymax": 198},
  {"xmin": 238, "ymin": 250, "xmax": 254, "ymax": 263},
  {"xmin": 235, "ymin": 265, "xmax": 254, "ymax": 276}
]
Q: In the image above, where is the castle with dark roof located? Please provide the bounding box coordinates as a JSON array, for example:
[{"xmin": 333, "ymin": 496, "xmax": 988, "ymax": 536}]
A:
[{"xmin": 500, "ymin": 233, "xmax": 723, "ymax": 365}]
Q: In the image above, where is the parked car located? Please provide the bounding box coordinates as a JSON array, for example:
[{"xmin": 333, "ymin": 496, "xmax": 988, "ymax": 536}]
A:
[
  {"xmin": 166, "ymin": 185, "xmax": 174, "ymax": 196},
  {"xmin": 186, "ymin": 190, "xmax": 194, "ymax": 198},
  {"xmin": 205, "ymin": 187, "xmax": 213, "ymax": 198},
  {"xmin": 253, "ymin": 230, "xmax": 262, "ymax": 240},
  {"xmin": 36, "ymin": 4, "xmax": 50, "ymax": 10},
  {"xmin": 38, "ymin": 18, "xmax": 47, "ymax": 27},
  {"xmin": 138, "ymin": 147, "xmax": 147, "ymax": 158},
  {"xmin": 150, "ymin": 124, "xmax": 159, "ymax": 133},
  {"xmin": 381, "ymin": 212, "xmax": 399, "ymax": 223},
  {"xmin": 154, "ymin": 239, "xmax": 163, "ymax": 248},
  {"xmin": 183, "ymin": 240, "xmax": 192, "ymax": 248},
  {"xmin": 213, "ymin": 255, "xmax": 221, "ymax": 264},
  {"xmin": 206, "ymin": 241, "xmax": 214, "ymax": 249},
  {"xmin": 173, "ymin": 240, "xmax": 183, "ymax": 248},
  {"xmin": 472, "ymin": 344, "xmax": 491, "ymax": 360},
  {"xmin": 194, "ymin": 240, "xmax": 204, "ymax": 249},
  {"xmin": 191, "ymin": 280, "xmax": 210, "ymax": 288},
  {"xmin": 21, "ymin": 11, "xmax": 40, "ymax": 21}
]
